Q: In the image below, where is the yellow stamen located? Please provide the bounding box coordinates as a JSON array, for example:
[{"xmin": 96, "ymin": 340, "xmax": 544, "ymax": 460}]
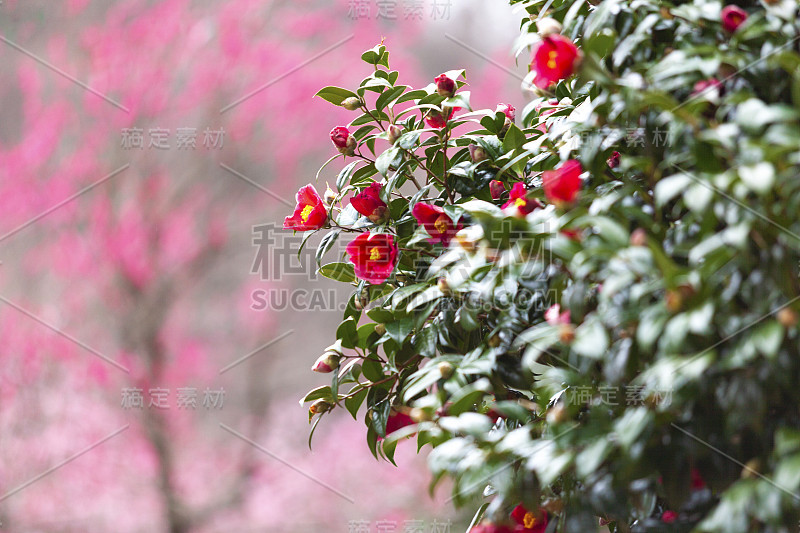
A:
[
  {"xmin": 369, "ymin": 247, "xmax": 381, "ymax": 261},
  {"xmin": 514, "ymin": 198, "xmax": 527, "ymax": 208},
  {"xmin": 547, "ymin": 50, "xmax": 558, "ymax": 69},
  {"xmin": 523, "ymin": 512, "xmax": 538, "ymax": 529},
  {"xmin": 434, "ymin": 216, "xmax": 449, "ymax": 234},
  {"xmin": 300, "ymin": 204, "xmax": 314, "ymax": 223}
]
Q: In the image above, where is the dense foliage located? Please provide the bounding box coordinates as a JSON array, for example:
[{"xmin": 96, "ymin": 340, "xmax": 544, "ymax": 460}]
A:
[{"xmin": 298, "ymin": 1, "xmax": 800, "ymax": 531}]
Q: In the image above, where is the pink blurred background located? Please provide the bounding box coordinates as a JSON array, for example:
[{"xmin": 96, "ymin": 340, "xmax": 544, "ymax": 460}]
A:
[{"xmin": 0, "ymin": 1, "xmax": 527, "ymax": 531}]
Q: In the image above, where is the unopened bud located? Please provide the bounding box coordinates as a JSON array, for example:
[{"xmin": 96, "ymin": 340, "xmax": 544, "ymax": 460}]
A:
[
  {"xmin": 469, "ymin": 144, "xmax": 488, "ymax": 163},
  {"xmin": 434, "ymin": 73, "xmax": 456, "ymax": 98},
  {"xmin": 630, "ymin": 228, "xmax": 647, "ymax": 247},
  {"xmin": 342, "ymin": 96, "xmax": 362, "ymax": 111},
  {"xmin": 387, "ymin": 124, "xmax": 403, "ymax": 145},
  {"xmin": 777, "ymin": 308, "xmax": 798, "ymax": 328},
  {"xmin": 374, "ymin": 323, "xmax": 386, "ymax": 336},
  {"xmin": 338, "ymin": 135, "xmax": 357, "ymax": 156},
  {"xmin": 324, "ymin": 183, "xmax": 336, "ymax": 205},
  {"xmin": 558, "ymin": 324, "xmax": 575, "ymax": 344},
  {"xmin": 488, "ymin": 334, "xmax": 501, "ymax": 348},
  {"xmin": 665, "ymin": 290, "xmax": 682, "ymax": 313},
  {"xmin": 536, "ymin": 17, "xmax": 562, "ymax": 36},
  {"xmin": 489, "ymin": 180, "xmax": 505, "ymax": 200},
  {"xmin": 309, "ymin": 399, "xmax": 333, "ymax": 417},
  {"xmin": 312, "ymin": 351, "xmax": 340, "ymax": 373},
  {"xmin": 438, "ymin": 362, "xmax": 455, "ymax": 379},
  {"xmin": 437, "ymin": 277, "xmax": 451, "ymax": 296}
]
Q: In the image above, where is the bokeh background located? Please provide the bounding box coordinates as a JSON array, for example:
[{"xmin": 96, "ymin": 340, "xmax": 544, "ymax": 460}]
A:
[{"xmin": 0, "ymin": 1, "xmax": 528, "ymax": 531}]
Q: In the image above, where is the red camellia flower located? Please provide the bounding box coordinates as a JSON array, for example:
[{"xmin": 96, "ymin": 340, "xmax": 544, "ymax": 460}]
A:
[
  {"xmin": 721, "ymin": 5, "xmax": 747, "ymax": 33},
  {"xmin": 661, "ymin": 510, "xmax": 678, "ymax": 523},
  {"xmin": 425, "ymin": 107, "xmax": 456, "ymax": 128},
  {"xmin": 351, "ymin": 182, "xmax": 389, "ymax": 223},
  {"xmin": 490, "ymin": 180, "xmax": 506, "ymax": 200},
  {"xmin": 434, "ymin": 73, "xmax": 456, "ymax": 97},
  {"xmin": 607, "ymin": 151, "xmax": 621, "ymax": 169},
  {"xmin": 283, "ymin": 184, "xmax": 328, "ymax": 231},
  {"xmin": 542, "ymin": 159, "xmax": 582, "ymax": 205},
  {"xmin": 384, "ymin": 411, "xmax": 415, "ymax": 437},
  {"xmin": 530, "ymin": 34, "xmax": 581, "ymax": 89},
  {"xmin": 412, "ymin": 203, "xmax": 462, "ymax": 246},
  {"xmin": 502, "ymin": 182, "xmax": 542, "ymax": 217},
  {"xmin": 511, "ymin": 504, "xmax": 549, "ymax": 533},
  {"xmin": 345, "ymin": 232, "xmax": 398, "ymax": 284},
  {"xmin": 496, "ymin": 103, "xmax": 516, "ymax": 122}
]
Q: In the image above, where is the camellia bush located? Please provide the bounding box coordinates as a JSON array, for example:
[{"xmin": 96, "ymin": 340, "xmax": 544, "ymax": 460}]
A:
[{"xmin": 294, "ymin": 1, "xmax": 800, "ymax": 531}]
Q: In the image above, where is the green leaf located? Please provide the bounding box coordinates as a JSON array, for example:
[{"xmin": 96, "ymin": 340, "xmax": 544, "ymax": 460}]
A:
[
  {"xmin": 315, "ymin": 86, "xmax": 358, "ymax": 106},
  {"xmin": 319, "ymin": 262, "xmax": 356, "ymax": 283}
]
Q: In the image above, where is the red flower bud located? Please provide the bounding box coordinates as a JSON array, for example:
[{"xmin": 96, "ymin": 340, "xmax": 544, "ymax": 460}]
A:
[
  {"xmin": 330, "ymin": 126, "xmax": 356, "ymax": 155},
  {"xmin": 351, "ymin": 182, "xmax": 389, "ymax": 224},
  {"xmin": 490, "ymin": 180, "xmax": 506, "ymax": 200},
  {"xmin": 607, "ymin": 150, "xmax": 621, "ymax": 169},
  {"xmin": 542, "ymin": 159, "xmax": 582, "ymax": 205},
  {"xmin": 434, "ymin": 73, "xmax": 456, "ymax": 97},
  {"xmin": 496, "ymin": 103, "xmax": 516, "ymax": 122},
  {"xmin": 511, "ymin": 504, "xmax": 549, "ymax": 533},
  {"xmin": 425, "ymin": 107, "xmax": 456, "ymax": 129},
  {"xmin": 345, "ymin": 232, "xmax": 398, "ymax": 285},
  {"xmin": 311, "ymin": 351, "xmax": 340, "ymax": 373},
  {"xmin": 661, "ymin": 510, "xmax": 678, "ymax": 523},
  {"xmin": 530, "ymin": 34, "xmax": 581, "ymax": 90},
  {"xmin": 721, "ymin": 5, "xmax": 747, "ymax": 33},
  {"xmin": 283, "ymin": 184, "xmax": 328, "ymax": 231},
  {"xmin": 502, "ymin": 182, "xmax": 542, "ymax": 217},
  {"xmin": 412, "ymin": 203, "xmax": 462, "ymax": 246}
]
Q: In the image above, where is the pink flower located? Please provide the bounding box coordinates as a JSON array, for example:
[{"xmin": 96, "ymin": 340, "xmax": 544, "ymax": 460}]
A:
[
  {"xmin": 502, "ymin": 182, "xmax": 542, "ymax": 217},
  {"xmin": 607, "ymin": 151, "xmax": 621, "ymax": 169},
  {"xmin": 434, "ymin": 73, "xmax": 456, "ymax": 97},
  {"xmin": 351, "ymin": 182, "xmax": 388, "ymax": 223},
  {"xmin": 283, "ymin": 185, "xmax": 328, "ymax": 231},
  {"xmin": 545, "ymin": 304, "xmax": 571, "ymax": 326},
  {"xmin": 345, "ymin": 232, "xmax": 398, "ymax": 285},
  {"xmin": 721, "ymin": 5, "xmax": 747, "ymax": 33},
  {"xmin": 496, "ymin": 103, "xmax": 516, "ymax": 122},
  {"xmin": 530, "ymin": 35, "xmax": 581, "ymax": 89},
  {"xmin": 542, "ymin": 160, "xmax": 582, "ymax": 205},
  {"xmin": 661, "ymin": 510, "xmax": 678, "ymax": 523},
  {"xmin": 412, "ymin": 203, "xmax": 462, "ymax": 246}
]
